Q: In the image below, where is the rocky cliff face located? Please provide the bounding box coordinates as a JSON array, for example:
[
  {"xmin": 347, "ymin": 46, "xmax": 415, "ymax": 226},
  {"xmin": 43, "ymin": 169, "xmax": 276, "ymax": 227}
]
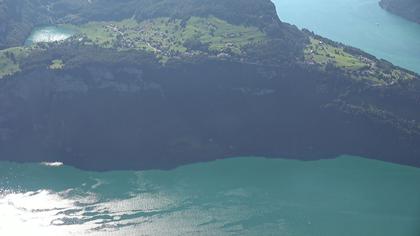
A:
[
  {"xmin": 1, "ymin": 53, "xmax": 419, "ymax": 170},
  {"xmin": 380, "ymin": 0, "xmax": 420, "ymax": 24}
]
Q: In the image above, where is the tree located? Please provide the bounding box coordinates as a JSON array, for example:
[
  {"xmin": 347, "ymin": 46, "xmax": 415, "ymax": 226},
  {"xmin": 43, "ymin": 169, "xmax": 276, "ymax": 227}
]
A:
[{"xmin": 183, "ymin": 38, "xmax": 209, "ymax": 52}]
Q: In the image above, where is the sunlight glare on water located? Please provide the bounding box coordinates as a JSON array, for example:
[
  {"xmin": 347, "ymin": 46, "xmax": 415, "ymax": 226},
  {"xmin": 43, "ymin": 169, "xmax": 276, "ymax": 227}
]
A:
[{"xmin": 0, "ymin": 190, "xmax": 91, "ymax": 236}]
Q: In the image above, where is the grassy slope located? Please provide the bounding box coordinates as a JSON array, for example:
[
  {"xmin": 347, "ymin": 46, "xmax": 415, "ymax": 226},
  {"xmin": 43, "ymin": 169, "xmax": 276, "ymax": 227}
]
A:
[
  {"xmin": 0, "ymin": 15, "xmax": 417, "ymax": 87},
  {"xmin": 49, "ymin": 59, "xmax": 64, "ymax": 70},
  {"xmin": 304, "ymin": 37, "xmax": 416, "ymax": 86},
  {"xmin": 0, "ymin": 16, "xmax": 266, "ymax": 77},
  {"xmin": 75, "ymin": 17, "xmax": 266, "ymax": 59}
]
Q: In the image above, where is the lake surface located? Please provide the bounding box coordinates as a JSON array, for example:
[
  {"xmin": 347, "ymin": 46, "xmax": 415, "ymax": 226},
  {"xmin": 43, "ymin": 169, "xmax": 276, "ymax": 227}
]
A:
[
  {"xmin": 273, "ymin": 0, "xmax": 420, "ymax": 74},
  {"xmin": 1, "ymin": 156, "xmax": 419, "ymax": 235},
  {"xmin": 25, "ymin": 26, "xmax": 75, "ymax": 45}
]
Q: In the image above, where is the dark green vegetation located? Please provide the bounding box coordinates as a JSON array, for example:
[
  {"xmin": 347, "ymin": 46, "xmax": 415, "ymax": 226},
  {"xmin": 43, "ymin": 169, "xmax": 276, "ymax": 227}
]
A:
[
  {"xmin": 0, "ymin": 0, "xmax": 419, "ymax": 170},
  {"xmin": 380, "ymin": 0, "xmax": 420, "ymax": 24}
]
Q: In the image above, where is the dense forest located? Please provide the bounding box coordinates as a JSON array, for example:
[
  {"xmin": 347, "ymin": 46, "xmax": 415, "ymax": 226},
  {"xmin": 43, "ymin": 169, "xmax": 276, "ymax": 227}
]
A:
[{"xmin": 380, "ymin": 0, "xmax": 420, "ymax": 23}]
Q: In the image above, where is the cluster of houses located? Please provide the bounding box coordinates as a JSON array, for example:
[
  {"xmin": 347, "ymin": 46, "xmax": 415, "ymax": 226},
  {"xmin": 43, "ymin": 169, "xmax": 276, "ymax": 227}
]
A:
[{"xmin": 97, "ymin": 22, "xmax": 238, "ymax": 60}]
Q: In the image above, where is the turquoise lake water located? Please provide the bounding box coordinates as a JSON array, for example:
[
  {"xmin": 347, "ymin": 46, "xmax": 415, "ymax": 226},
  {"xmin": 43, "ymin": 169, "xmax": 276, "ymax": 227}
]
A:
[
  {"xmin": 25, "ymin": 26, "xmax": 75, "ymax": 45},
  {"xmin": 273, "ymin": 0, "xmax": 420, "ymax": 74},
  {"xmin": 5, "ymin": 0, "xmax": 420, "ymax": 235},
  {"xmin": 1, "ymin": 156, "xmax": 419, "ymax": 235}
]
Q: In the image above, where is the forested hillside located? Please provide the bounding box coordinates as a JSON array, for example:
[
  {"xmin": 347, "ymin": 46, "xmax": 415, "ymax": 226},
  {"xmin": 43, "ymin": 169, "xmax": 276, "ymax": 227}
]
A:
[{"xmin": 380, "ymin": 0, "xmax": 420, "ymax": 23}]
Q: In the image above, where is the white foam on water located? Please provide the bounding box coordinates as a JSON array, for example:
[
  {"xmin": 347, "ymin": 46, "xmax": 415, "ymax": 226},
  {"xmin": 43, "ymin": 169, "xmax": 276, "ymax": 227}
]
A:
[{"xmin": 41, "ymin": 161, "xmax": 64, "ymax": 167}]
